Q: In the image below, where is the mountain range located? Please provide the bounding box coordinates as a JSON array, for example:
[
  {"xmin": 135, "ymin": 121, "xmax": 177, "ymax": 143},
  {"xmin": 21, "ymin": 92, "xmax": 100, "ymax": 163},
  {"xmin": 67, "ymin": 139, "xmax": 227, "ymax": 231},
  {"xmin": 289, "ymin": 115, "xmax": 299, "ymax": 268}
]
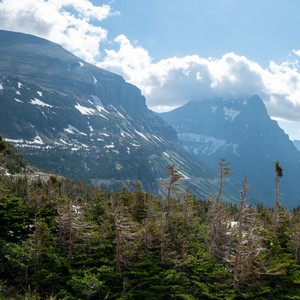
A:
[
  {"xmin": 1, "ymin": 29, "xmax": 299, "ymax": 207},
  {"xmin": 160, "ymin": 97, "xmax": 300, "ymax": 207},
  {"xmin": 0, "ymin": 30, "xmax": 233, "ymax": 201}
]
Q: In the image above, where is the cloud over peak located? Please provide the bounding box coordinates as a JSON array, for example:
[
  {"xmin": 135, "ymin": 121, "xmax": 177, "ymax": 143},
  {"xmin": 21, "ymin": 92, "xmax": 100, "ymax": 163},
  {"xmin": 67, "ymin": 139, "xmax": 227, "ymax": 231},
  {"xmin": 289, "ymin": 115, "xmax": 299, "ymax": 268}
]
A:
[
  {"xmin": 98, "ymin": 36, "xmax": 300, "ymax": 127},
  {"xmin": 0, "ymin": 0, "xmax": 111, "ymax": 63}
]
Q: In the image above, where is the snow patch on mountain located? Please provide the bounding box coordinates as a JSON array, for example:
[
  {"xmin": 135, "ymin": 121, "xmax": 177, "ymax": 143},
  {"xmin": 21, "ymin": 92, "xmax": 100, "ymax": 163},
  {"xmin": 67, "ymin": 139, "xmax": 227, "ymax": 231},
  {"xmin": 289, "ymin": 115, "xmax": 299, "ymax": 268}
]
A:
[
  {"xmin": 163, "ymin": 152, "xmax": 170, "ymax": 157},
  {"xmin": 105, "ymin": 143, "xmax": 114, "ymax": 149},
  {"xmin": 121, "ymin": 130, "xmax": 133, "ymax": 138},
  {"xmin": 211, "ymin": 105, "xmax": 217, "ymax": 113},
  {"xmin": 90, "ymin": 95, "xmax": 102, "ymax": 105},
  {"xmin": 14, "ymin": 98, "xmax": 23, "ymax": 103},
  {"xmin": 5, "ymin": 135, "xmax": 47, "ymax": 147},
  {"xmin": 131, "ymin": 142, "xmax": 140, "ymax": 148},
  {"xmin": 153, "ymin": 135, "xmax": 165, "ymax": 143},
  {"xmin": 90, "ymin": 95, "xmax": 109, "ymax": 114},
  {"xmin": 30, "ymin": 98, "xmax": 53, "ymax": 108},
  {"xmin": 33, "ymin": 134, "xmax": 44, "ymax": 145},
  {"xmin": 0, "ymin": 83, "xmax": 3, "ymax": 90},
  {"xmin": 75, "ymin": 103, "xmax": 96, "ymax": 115},
  {"xmin": 58, "ymin": 139, "xmax": 71, "ymax": 146},
  {"xmin": 5, "ymin": 138, "xmax": 25, "ymax": 144},
  {"xmin": 114, "ymin": 108, "xmax": 126, "ymax": 119},
  {"xmin": 64, "ymin": 124, "xmax": 87, "ymax": 136},
  {"xmin": 99, "ymin": 132, "xmax": 109, "ymax": 137},
  {"xmin": 37, "ymin": 91, "xmax": 43, "ymax": 97},
  {"xmin": 179, "ymin": 133, "xmax": 239, "ymax": 155},
  {"xmin": 135, "ymin": 130, "xmax": 149, "ymax": 141},
  {"xmin": 223, "ymin": 107, "xmax": 240, "ymax": 122},
  {"xmin": 178, "ymin": 170, "xmax": 190, "ymax": 180}
]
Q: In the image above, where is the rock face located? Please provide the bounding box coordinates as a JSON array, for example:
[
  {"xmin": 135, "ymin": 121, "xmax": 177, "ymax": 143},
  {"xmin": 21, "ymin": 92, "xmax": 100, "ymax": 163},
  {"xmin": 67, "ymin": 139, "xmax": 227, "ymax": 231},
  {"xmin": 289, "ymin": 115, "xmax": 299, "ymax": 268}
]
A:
[
  {"xmin": 160, "ymin": 96, "xmax": 300, "ymax": 207},
  {"xmin": 294, "ymin": 140, "xmax": 300, "ymax": 152},
  {"xmin": 0, "ymin": 30, "xmax": 226, "ymax": 199}
]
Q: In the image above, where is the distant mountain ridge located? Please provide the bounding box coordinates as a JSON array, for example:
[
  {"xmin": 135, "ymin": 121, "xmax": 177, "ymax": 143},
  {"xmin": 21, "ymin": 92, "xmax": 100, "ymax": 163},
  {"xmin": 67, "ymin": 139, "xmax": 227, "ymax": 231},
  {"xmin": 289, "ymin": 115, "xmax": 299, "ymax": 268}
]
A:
[
  {"xmin": 0, "ymin": 30, "xmax": 233, "ymax": 200},
  {"xmin": 160, "ymin": 96, "xmax": 300, "ymax": 207},
  {"xmin": 294, "ymin": 140, "xmax": 300, "ymax": 152}
]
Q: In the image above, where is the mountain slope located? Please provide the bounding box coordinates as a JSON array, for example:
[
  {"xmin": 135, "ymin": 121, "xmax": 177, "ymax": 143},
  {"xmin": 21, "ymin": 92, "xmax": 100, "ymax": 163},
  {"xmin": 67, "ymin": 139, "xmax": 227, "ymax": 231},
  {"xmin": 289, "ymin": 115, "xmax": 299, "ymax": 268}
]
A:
[
  {"xmin": 0, "ymin": 135, "xmax": 27, "ymax": 175},
  {"xmin": 160, "ymin": 96, "xmax": 300, "ymax": 207},
  {"xmin": 294, "ymin": 140, "xmax": 300, "ymax": 152},
  {"xmin": 0, "ymin": 30, "xmax": 231, "ymax": 200}
]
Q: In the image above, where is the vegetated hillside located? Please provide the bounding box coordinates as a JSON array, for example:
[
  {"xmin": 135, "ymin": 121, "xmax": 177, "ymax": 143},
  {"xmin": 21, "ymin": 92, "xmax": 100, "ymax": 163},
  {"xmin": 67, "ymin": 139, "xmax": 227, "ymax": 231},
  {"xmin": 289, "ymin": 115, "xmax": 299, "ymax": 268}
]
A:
[
  {"xmin": 0, "ymin": 29, "xmax": 237, "ymax": 201},
  {"xmin": 160, "ymin": 96, "xmax": 300, "ymax": 208},
  {"xmin": 0, "ymin": 135, "xmax": 27, "ymax": 174},
  {"xmin": 1, "ymin": 145, "xmax": 300, "ymax": 299}
]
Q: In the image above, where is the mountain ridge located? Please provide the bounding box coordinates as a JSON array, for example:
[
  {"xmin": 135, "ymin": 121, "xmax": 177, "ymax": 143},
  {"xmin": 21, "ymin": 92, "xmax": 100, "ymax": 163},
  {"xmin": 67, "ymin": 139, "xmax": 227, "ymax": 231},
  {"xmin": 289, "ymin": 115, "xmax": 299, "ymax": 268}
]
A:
[
  {"xmin": 160, "ymin": 96, "xmax": 300, "ymax": 207},
  {"xmin": 294, "ymin": 140, "xmax": 300, "ymax": 152},
  {"xmin": 0, "ymin": 29, "xmax": 234, "ymax": 201}
]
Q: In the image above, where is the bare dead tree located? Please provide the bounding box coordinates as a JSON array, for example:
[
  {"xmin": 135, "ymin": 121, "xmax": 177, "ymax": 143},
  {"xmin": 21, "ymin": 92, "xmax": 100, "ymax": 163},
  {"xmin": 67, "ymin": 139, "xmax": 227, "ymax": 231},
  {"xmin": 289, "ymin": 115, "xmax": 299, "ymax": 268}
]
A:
[
  {"xmin": 208, "ymin": 158, "xmax": 231, "ymax": 259},
  {"xmin": 233, "ymin": 177, "xmax": 250, "ymax": 289},
  {"xmin": 231, "ymin": 177, "xmax": 277, "ymax": 291}
]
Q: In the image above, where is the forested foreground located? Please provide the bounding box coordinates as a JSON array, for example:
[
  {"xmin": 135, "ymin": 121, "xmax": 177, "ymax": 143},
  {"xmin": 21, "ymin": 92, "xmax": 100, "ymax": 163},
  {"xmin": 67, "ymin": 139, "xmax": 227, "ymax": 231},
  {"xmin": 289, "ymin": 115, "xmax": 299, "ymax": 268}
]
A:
[{"xmin": 1, "ymin": 163, "xmax": 300, "ymax": 300}]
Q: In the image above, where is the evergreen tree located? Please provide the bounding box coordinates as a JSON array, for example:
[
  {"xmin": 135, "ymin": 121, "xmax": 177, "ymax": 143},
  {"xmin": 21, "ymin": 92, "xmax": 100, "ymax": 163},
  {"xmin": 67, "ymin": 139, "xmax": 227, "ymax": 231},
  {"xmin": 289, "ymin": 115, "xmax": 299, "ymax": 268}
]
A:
[{"xmin": 274, "ymin": 160, "xmax": 283, "ymax": 230}]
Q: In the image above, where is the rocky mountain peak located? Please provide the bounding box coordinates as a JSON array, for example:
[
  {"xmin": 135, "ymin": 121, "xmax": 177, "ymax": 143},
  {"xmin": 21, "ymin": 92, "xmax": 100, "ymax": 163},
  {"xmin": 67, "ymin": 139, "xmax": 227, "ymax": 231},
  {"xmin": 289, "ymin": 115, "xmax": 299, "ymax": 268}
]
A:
[
  {"xmin": 160, "ymin": 96, "xmax": 300, "ymax": 207},
  {"xmin": 0, "ymin": 30, "xmax": 229, "ymax": 200}
]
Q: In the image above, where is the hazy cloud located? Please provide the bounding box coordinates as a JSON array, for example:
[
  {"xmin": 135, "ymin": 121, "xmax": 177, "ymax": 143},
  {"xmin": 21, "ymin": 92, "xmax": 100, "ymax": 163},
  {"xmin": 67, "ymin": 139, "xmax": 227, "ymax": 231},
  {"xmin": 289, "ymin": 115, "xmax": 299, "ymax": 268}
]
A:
[{"xmin": 0, "ymin": 0, "xmax": 111, "ymax": 62}]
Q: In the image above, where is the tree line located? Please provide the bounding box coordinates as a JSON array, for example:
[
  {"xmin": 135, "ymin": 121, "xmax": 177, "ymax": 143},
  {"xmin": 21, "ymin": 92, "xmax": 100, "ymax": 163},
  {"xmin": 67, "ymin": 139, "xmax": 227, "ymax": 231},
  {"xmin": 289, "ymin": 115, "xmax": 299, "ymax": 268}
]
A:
[{"xmin": 1, "ymin": 150, "xmax": 300, "ymax": 298}]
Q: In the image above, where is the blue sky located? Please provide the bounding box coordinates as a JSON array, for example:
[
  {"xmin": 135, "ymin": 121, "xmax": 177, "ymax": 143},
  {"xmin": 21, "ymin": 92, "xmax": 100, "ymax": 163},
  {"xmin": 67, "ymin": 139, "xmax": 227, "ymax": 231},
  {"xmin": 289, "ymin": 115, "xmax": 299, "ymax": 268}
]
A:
[
  {"xmin": 1, "ymin": 0, "xmax": 300, "ymax": 140},
  {"xmin": 101, "ymin": 0, "xmax": 300, "ymax": 66}
]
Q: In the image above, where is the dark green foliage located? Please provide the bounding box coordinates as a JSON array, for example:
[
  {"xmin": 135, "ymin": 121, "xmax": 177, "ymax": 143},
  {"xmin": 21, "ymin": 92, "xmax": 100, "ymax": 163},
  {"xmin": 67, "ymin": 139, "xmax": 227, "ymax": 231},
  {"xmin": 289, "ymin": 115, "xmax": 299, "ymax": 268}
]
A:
[
  {"xmin": 275, "ymin": 161, "xmax": 283, "ymax": 178},
  {"xmin": 0, "ymin": 195, "xmax": 30, "ymax": 243},
  {"xmin": 0, "ymin": 136, "xmax": 7, "ymax": 153},
  {"xmin": 0, "ymin": 136, "xmax": 27, "ymax": 173},
  {"xmin": 1, "ymin": 174, "xmax": 300, "ymax": 299},
  {"xmin": 1, "ymin": 147, "xmax": 300, "ymax": 299}
]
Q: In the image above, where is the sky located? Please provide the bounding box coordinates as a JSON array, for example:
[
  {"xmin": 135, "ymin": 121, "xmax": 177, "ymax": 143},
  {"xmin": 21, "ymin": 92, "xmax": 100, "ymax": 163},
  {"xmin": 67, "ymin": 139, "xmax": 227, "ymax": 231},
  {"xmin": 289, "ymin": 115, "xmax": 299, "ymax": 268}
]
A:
[{"xmin": 1, "ymin": 0, "xmax": 300, "ymax": 140}]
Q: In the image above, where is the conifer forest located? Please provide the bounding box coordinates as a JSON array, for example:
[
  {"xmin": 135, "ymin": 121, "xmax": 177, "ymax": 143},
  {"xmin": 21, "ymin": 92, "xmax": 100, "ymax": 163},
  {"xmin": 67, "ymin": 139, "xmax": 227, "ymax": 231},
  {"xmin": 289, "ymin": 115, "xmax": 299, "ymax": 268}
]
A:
[{"xmin": 1, "ymin": 140, "xmax": 300, "ymax": 299}]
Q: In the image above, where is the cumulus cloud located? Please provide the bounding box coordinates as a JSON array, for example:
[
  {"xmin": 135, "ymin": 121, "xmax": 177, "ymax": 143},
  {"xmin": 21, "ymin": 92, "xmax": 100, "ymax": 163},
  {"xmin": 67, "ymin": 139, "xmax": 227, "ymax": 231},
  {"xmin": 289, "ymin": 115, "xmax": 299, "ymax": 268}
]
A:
[
  {"xmin": 293, "ymin": 50, "xmax": 300, "ymax": 57},
  {"xmin": 98, "ymin": 35, "xmax": 153, "ymax": 92},
  {"xmin": 98, "ymin": 36, "xmax": 300, "ymax": 127},
  {"xmin": 0, "ymin": 0, "xmax": 111, "ymax": 62}
]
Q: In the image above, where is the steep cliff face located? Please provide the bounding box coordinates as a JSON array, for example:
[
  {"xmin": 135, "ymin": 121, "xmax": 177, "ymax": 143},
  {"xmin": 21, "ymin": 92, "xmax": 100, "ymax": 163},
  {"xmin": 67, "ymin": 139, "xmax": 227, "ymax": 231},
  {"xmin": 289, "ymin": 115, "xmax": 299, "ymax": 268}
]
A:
[
  {"xmin": 294, "ymin": 140, "xmax": 300, "ymax": 152},
  {"xmin": 0, "ymin": 30, "xmax": 226, "ymax": 199},
  {"xmin": 0, "ymin": 30, "xmax": 176, "ymax": 141},
  {"xmin": 160, "ymin": 96, "xmax": 300, "ymax": 207}
]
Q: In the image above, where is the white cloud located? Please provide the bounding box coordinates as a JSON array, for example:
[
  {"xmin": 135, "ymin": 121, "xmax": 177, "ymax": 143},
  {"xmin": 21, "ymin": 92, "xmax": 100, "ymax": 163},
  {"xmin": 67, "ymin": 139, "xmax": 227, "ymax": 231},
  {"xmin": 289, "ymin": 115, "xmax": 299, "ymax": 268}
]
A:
[
  {"xmin": 98, "ymin": 37, "xmax": 300, "ymax": 125},
  {"xmin": 293, "ymin": 50, "xmax": 300, "ymax": 57},
  {"xmin": 272, "ymin": 117, "xmax": 300, "ymax": 141},
  {"xmin": 0, "ymin": 0, "xmax": 111, "ymax": 62},
  {"xmin": 98, "ymin": 35, "xmax": 153, "ymax": 93}
]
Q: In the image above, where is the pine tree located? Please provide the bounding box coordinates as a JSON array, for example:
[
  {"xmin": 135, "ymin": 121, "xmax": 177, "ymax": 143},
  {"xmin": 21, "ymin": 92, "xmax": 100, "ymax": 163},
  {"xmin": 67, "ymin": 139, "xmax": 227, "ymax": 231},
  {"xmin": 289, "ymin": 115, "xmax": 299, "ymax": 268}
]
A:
[
  {"xmin": 274, "ymin": 161, "xmax": 283, "ymax": 230},
  {"xmin": 0, "ymin": 136, "xmax": 7, "ymax": 153}
]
